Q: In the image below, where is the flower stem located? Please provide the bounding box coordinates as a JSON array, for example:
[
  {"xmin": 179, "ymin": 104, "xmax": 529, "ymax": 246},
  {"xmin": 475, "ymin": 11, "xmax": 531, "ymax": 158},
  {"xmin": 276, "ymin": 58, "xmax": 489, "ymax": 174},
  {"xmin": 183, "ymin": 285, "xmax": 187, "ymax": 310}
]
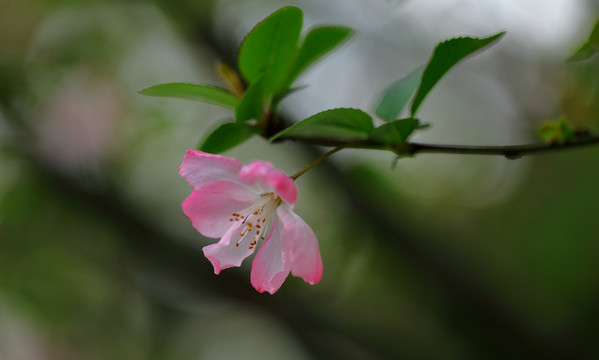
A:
[{"xmin": 291, "ymin": 146, "xmax": 345, "ymax": 180}]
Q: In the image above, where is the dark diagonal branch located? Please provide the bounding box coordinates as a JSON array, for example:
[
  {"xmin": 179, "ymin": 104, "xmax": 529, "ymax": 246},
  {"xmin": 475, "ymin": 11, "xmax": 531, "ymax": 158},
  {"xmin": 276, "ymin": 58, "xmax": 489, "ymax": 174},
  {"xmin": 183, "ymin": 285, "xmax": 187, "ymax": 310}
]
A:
[
  {"xmin": 275, "ymin": 134, "xmax": 599, "ymax": 159},
  {"xmin": 409, "ymin": 135, "xmax": 599, "ymax": 158}
]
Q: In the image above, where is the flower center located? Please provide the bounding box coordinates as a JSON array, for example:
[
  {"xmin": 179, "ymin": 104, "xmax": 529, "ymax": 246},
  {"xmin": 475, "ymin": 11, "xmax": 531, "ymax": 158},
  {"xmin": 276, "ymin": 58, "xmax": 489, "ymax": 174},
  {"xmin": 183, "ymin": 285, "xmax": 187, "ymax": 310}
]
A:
[{"xmin": 228, "ymin": 192, "xmax": 281, "ymax": 249}]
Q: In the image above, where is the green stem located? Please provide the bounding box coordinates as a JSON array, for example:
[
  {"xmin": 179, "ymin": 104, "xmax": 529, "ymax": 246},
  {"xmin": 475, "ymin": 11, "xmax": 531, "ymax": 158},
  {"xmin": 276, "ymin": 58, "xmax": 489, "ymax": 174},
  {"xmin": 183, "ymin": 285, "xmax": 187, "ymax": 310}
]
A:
[{"xmin": 291, "ymin": 145, "xmax": 345, "ymax": 180}]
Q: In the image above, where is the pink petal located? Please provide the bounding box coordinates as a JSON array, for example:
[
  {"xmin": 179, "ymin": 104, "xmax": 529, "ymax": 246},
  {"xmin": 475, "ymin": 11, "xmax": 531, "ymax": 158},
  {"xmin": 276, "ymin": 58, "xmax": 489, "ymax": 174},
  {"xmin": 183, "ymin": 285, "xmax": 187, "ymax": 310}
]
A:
[
  {"xmin": 203, "ymin": 221, "xmax": 257, "ymax": 274},
  {"xmin": 179, "ymin": 150, "xmax": 243, "ymax": 190},
  {"xmin": 250, "ymin": 216, "xmax": 291, "ymax": 294},
  {"xmin": 239, "ymin": 161, "xmax": 297, "ymax": 205},
  {"xmin": 277, "ymin": 205, "xmax": 322, "ymax": 285},
  {"xmin": 182, "ymin": 180, "xmax": 257, "ymax": 238}
]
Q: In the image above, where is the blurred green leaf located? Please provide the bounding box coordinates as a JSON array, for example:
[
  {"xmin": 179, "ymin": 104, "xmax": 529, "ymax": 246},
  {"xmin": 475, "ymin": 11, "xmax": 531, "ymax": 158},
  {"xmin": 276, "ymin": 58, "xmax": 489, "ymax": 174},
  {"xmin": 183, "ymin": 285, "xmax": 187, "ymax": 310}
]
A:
[
  {"xmin": 369, "ymin": 118, "xmax": 420, "ymax": 145},
  {"xmin": 200, "ymin": 122, "xmax": 258, "ymax": 154},
  {"xmin": 272, "ymin": 85, "xmax": 308, "ymax": 105},
  {"xmin": 286, "ymin": 26, "xmax": 353, "ymax": 86},
  {"xmin": 139, "ymin": 83, "xmax": 239, "ymax": 108},
  {"xmin": 270, "ymin": 108, "xmax": 373, "ymax": 141},
  {"xmin": 569, "ymin": 18, "xmax": 599, "ymax": 61},
  {"xmin": 411, "ymin": 32, "xmax": 505, "ymax": 116},
  {"xmin": 237, "ymin": 6, "xmax": 303, "ymax": 92},
  {"xmin": 236, "ymin": 75, "xmax": 266, "ymax": 123},
  {"xmin": 537, "ymin": 116, "xmax": 575, "ymax": 143},
  {"xmin": 375, "ymin": 67, "xmax": 424, "ymax": 122}
]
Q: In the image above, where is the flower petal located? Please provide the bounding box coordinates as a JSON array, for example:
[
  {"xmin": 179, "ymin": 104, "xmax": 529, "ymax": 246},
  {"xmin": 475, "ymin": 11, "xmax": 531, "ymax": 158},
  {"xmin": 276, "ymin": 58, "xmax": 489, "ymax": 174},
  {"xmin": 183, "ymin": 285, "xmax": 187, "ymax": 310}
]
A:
[
  {"xmin": 250, "ymin": 216, "xmax": 291, "ymax": 294},
  {"xmin": 179, "ymin": 150, "xmax": 243, "ymax": 190},
  {"xmin": 277, "ymin": 205, "xmax": 322, "ymax": 285},
  {"xmin": 182, "ymin": 180, "xmax": 257, "ymax": 238},
  {"xmin": 239, "ymin": 161, "xmax": 297, "ymax": 205},
  {"xmin": 203, "ymin": 222, "xmax": 257, "ymax": 274}
]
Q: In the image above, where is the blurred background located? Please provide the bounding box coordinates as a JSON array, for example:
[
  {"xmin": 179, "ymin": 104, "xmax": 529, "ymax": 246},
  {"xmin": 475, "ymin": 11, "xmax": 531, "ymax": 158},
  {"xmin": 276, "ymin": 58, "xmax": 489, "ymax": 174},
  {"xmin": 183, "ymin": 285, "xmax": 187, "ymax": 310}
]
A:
[{"xmin": 2, "ymin": 0, "xmax": 599, "ymax": 359}]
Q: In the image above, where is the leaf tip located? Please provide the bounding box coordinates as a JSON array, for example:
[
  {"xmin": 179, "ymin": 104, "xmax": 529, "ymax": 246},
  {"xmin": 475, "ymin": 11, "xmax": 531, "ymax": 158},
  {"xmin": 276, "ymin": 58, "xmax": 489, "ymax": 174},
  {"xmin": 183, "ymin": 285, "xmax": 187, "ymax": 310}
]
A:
[{"xmin": 138, "ymin": 86, "xmax": 153, "ymax": 96}]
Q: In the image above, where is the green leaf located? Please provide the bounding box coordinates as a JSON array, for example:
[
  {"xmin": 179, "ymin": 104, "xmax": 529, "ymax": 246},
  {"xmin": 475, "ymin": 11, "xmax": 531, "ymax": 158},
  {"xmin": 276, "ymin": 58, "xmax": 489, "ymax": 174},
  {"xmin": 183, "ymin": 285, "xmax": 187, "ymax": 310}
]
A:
[
  {"xmin": 411, "ymin": 32, "xmax": 505, "ymax": 116},
  {"xmin": 235, "ymin": 75, "xmax": 266, "ymax": 123},
  {"xmin": 369, "ymin": 118, "xmax": 420, "ymax": 145},
  {"xmin": 200, "ymin": 122, "xmax": 258, "ymax": 154},
  {"xmin": 375, "ymin": 67, "xmax": 424, "ymax": 122},
  {"xmin": 139, "ymin": 83, "xmax": 239, "ymax": 109},
  {"xmin": 537, "ymin": 116, "xmax": 574, "ymax": 143},
  {"xmin": 270, "ymin": 108, "xmax": 374, "ymax": 141},
  {"xmin": 272, "ymin": 85, "xmax": 308, "ymax": 105},
  {"xmin": 238, "ymin": 6, "xmax": 303, "ymax": 91},
  {"xmin": 286, "ymin": 26, "xmax": 353, "ymax": 86},
  {"xmin": 569, "ymin": 18, "xmax": 599, "ymax": 61}
]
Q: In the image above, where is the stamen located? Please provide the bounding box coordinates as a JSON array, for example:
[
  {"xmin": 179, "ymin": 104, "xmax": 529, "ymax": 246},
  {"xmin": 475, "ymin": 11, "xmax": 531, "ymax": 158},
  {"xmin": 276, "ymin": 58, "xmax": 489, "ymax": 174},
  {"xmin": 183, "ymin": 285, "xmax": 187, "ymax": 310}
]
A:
[{"xmin": 230, "ymin": 192, "xmax": 280, "ymax": 249}]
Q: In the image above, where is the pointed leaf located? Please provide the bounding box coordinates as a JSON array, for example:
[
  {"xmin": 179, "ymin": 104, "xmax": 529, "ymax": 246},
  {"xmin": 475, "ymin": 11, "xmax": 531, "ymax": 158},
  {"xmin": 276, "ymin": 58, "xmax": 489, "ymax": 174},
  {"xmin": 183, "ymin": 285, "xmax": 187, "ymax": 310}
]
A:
[
  {"xmin": 287, "ymin": 26, "xmax": 353, "ymax": 86},
  {"xmin": 238, "ymin": 6, "xmax": 303, "ymax": 91},
  {"xmin": 270, "ymin": 108, "xmax": 373, "ymax": 141},
  {"xmin": 200, "ymin": 122, "xmax": 259, "ymax": 154},
  {"xmin": 375, "ymin": 66, "xmax": 424, "ymax": 122},
  {"xmin": 236, "ymin": 75, "xmax": 266, "ymax": 123},
  {"xmin": 569, "ymin": 18, "xmax": 599, "ymax": 61},
  {"xmin": 411, "ymin": 32, "xmax": 505, "ymax": 116},
  {"xmin": 369, "ymin": 118, "xmax": 420, "ymax": 145},
  {"xmin": 139, "ymin": 83, "xmax": 239, "ymax": 108}
]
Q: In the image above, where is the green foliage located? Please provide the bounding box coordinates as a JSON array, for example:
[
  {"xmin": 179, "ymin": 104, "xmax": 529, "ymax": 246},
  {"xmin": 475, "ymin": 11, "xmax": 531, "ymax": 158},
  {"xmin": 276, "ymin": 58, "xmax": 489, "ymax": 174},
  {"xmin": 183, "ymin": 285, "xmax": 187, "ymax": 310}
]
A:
[
  {"xmin": 569, "ymin": 18, "xmax": 599, "ymax": 61},
  {"xmin": 270, "ymin": 108, "xmax": 373, "ymax": 141},
  {"xmin": 200, "ymin": 122, "xmax": 258, "ymax": 154},
  {"xmin": 375, "ymin": 67, "xmax": 424, "ymax": 122},
  {"xmin": 369, "ymin": 118, "xmax": 420, "ymax": 145},
  {"xmin": 139, "ymin": 83, "xmax": 239, "ymax": 109},
  {"xmin": 140, "ymin": 8, "xmax": 511, "ymax": 159},
  {"xmin": 236, "ymin": 75, "xmax": 266, "ymax": 123},
  {"xmin": 286, "ymin": 26, "xmax": 353, "ymax": 86},
  {"xmin": 411, "ymin": 32, "xmax": 505, "ymax": 116},
  {"xmin": 238, "ymin": 6, "xmax": 303, "ymax": 92},
  {"xmin": 537, "ymin": 117, "xmax": 575, "ymax": 143},
  {"xmin": 141, "ymin": 7, "xmax": 353, "ymax": 135},
  {"xmin": 237, "ymin": 8, "xmax": 352, "ymax": 118}
]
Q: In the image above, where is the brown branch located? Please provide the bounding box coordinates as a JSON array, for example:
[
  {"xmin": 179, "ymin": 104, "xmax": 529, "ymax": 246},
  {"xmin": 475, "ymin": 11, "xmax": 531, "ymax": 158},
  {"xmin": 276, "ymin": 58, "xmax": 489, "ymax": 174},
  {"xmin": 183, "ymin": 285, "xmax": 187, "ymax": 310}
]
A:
[{"xmin": 275, "ymin": 134, "xmax": 599, "ymax": 159}]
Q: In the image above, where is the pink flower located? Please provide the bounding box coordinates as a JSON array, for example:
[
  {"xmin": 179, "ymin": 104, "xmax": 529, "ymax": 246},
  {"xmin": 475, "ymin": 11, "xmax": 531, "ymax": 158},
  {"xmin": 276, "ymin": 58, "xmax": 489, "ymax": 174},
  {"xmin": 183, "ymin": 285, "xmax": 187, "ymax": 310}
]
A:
[{"xmin": 179, "ymin": 150, "xmax": 323, "ymax": 294}]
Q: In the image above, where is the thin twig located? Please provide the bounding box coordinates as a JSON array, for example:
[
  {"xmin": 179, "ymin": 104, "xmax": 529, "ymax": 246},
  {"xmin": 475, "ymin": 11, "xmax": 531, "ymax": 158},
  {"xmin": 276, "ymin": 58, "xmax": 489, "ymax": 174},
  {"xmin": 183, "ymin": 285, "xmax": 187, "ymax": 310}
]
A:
[{"xmin": 408, "ymin": 135, "xmax": 599, "ymax": 158}]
